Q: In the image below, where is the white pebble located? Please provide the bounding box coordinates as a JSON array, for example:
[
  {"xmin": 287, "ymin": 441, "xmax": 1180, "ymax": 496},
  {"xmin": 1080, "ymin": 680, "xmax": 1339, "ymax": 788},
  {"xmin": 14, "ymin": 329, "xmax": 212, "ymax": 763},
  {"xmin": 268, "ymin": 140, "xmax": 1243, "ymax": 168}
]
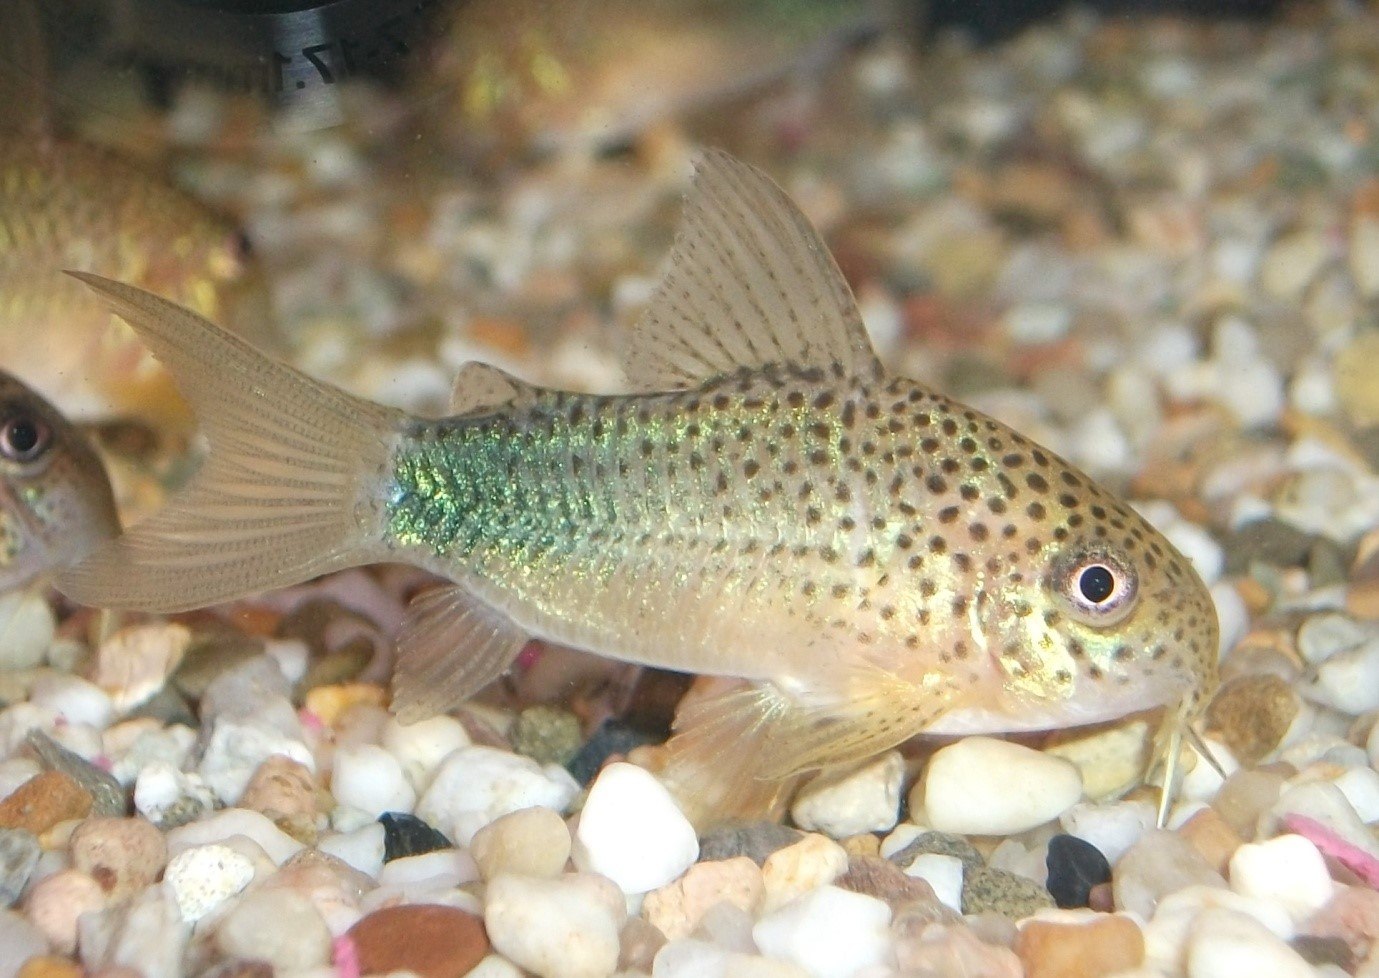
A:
[
  {"xmin": 1185, "ymin": 906, "xmax": 1315, "ymax": 978},
  {"xmin": 77, "ymin": 885, "xmax": 187, "ymax": 978},
  {"xmin": 28, "ymin": 674, "xmax": 114, "ymax": 730},
  {"xmin": 878, "ymin": 823, "xmax": 923, "ymax": 859},
  {"xmin": 1059, "ymin": 800, "xmax": 1157, "ymax": 866},
  {"xmin": 1228, "ymin": 834, "xmax": 1334, "ymax": 923},
  {"xmin": 653, "ymin": 939, "xmax": 810, "ymax": 978},
  {"xmin": 417, "ymin": 746, "xmax": 578, "ymax": 846},
  {"xmin": 1211, "ymin": 581, "xmax": 1249, "ymax": 660},
  {"xmin": 1181, "ymin": 738, "xmax": 1238, "ymax": 803},
  {"xmin": 790, "ymin": 751, "xmax": 904, "ymax": 839},
  {"xmin": 1304, "ymin": 638, "xmax": 1379, "ymax": 715},
  {"xmin": 752, "ymin": 885, "xmax": 892, "ymax": 978},
  {"xmin": 1298, "ymin": 613, "xmax": 1374, "ymax": 666},
  {"xmin": 317, "ymin": 822, "xmax": 386, "ymax": 878},
  {"xmin": 1164, "ymin": 520, "xmax": 1224, "ymax": 586},
  {"xmin": 165, "ymin": 808, "xmax": 305, "ymax": 865},
  {"xmin": 485, "ymin": 872, "xmax": 625, "ymax": 978},
  {"xmin": 262, "ymin": 639, "xmax": 311, "ymax": 685},
  {"xmin": 1216, "ymin": 358, "xmax": 1285, "ymax": 428},
  {"xmin": 1334, "ymin": 765, "xmax": 1379, "ymax": 824},
  {"xmin": 215, "ymin": 887, "xmax": 332, "ymax": 971},
  {"xmin": 465, "ymin": 955, "xmax": 526, "ymax": 978},
  {"xmin": 0, "ymin": 910, "xmax": 48, "ymax": 978},
  {"xmin": 919, "ymin": 738, "xmax": 1082, "ymax": 836},
  {"xmin": 198, "ymin": 718, "xmax": 315, "ymax": 805},
  {"xmin": 0, "ymin": 590, "xmax": 54, "ymax": 670},
  {"xmin": 133, "ymin": 762, "xmax": 216, "ymax": 828},
  {"xmin": 382, "ymin": 714, "xmax": 471, "ymax": 790},
  {"xmin": 376, "ymin": 848, "xmax": 478, "ymax": 889},
  {"xmin": 164, "ymin": 844, "xmax": 255, "ymax": 922},
  {"xmin": 574, "ymin": 762, "xmax": 698, "ymax": 894},
  {"xmin": 331, "ymin": 744, "xmax": 416, "ymax": 818},
  {"xmin": 1003, "ymin": 302, "xmax": 1072, "ymax": 344},
  {"xmin": 0, "ymin": 758, "xmax": 41, "ymax": 802},
  {"xmin": 903, "ymin": 853, "xmax": 964, "ymax": 912}
]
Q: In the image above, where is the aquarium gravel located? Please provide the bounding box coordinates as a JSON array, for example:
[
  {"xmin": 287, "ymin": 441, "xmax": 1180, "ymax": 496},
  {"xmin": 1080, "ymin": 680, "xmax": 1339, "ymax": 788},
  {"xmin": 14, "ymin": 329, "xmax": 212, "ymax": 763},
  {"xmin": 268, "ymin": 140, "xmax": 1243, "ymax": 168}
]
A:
[{"xmin": 3, "ymin": 4, "xmax": 1379, "ymax": 977}]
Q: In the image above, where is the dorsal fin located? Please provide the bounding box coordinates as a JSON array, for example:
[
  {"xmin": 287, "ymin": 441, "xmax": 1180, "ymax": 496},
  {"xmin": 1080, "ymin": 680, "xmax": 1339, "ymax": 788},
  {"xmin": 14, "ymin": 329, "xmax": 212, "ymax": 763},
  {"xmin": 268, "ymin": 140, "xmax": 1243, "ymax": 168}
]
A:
[
  {"xmin": 450, "ymin": 361, "xmax": 538, "ymax": 415},
  {"xmin": 621, "ymin": 150, "xmax": 882, "ymax": 392}
]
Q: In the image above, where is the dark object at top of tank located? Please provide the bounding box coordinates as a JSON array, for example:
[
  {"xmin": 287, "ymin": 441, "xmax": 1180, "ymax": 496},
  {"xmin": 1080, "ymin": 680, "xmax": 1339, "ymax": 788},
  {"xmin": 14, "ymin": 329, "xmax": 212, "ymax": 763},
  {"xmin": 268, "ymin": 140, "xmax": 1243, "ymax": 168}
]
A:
[{"xmin": 924, "ymin": 0, "xmax": 1285, "ymax": 45}]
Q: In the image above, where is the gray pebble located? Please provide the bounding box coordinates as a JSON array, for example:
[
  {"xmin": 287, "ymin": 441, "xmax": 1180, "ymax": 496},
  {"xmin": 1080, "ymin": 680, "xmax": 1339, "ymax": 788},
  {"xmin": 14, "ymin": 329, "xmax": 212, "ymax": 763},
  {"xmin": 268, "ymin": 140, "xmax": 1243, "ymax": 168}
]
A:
[
  {"xmin": 26, "ymin": 730, "xmax": 125, "ymax": 817},
  {"xmin": 698, "ymin": 820, "xmax": 804, "ymax": 865},
  {"xmin": 1224, "ymin": 519, "xmax": 1317, "ymax": 573},
  {"xmin": 0, "ymin": 829, "xmax": 39, "ymax": 907},
  {"xmin": 888, "ymin": 831, "xmax": 985, "ymax": 872},
  {"xmin": 960, "ymin": 866, "xmax": 1055, "ymax": 918},
  {"xmin": 171, "ymin": 632, "xmax": 265, "ymax": 702}
]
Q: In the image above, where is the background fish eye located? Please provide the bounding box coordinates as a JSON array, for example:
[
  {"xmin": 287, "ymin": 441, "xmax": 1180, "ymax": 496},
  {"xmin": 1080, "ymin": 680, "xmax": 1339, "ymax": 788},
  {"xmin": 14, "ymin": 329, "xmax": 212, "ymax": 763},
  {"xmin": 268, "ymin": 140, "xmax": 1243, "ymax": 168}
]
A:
[{"xmin": 0, "ymin": 412, "xmax": 51, "ymax": 464}]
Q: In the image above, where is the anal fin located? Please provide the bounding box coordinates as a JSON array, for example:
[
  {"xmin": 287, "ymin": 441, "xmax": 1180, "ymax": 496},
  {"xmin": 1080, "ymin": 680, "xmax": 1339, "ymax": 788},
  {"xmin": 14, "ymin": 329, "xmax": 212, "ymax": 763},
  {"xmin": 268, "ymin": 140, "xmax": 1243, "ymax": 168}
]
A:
[{"xmin": 390, "ymin": 584, "xmax": 529, "ymax": 723}]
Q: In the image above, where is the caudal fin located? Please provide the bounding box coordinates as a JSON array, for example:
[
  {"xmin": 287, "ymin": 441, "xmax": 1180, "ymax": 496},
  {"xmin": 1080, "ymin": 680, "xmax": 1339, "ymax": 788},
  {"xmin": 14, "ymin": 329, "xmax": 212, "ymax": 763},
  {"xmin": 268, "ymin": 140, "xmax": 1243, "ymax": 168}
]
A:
[{"xmin": 57, "ymin": 273, "xmax": 407, "ymax": 612}]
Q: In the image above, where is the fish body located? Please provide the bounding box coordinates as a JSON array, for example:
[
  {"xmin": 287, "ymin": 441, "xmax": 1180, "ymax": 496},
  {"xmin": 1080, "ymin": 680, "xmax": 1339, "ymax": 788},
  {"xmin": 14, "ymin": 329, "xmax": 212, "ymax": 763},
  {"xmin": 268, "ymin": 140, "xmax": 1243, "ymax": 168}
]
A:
[
  {"xmin": 0, "ymin": 137, "xmax": 270, "ymax": 423},
  {"xmin": 58, "ymin": 152, "xmax": 1218, "ymax": 822},
  {"xmin": 0, "ymin": 370, "xmax": 119, "ymax": 592}
]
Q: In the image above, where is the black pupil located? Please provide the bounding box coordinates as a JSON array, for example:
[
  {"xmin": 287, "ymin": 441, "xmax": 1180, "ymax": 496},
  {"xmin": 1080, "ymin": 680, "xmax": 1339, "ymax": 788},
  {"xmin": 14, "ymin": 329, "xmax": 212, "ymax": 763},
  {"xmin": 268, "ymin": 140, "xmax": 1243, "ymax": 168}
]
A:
[
  {"xmin": 5, "ymin": 418, "xmax": 39, "ymax": 455},
  {"xmin": 1079, "ymin": 565, "xmax": 1116, "ymax": 604}
]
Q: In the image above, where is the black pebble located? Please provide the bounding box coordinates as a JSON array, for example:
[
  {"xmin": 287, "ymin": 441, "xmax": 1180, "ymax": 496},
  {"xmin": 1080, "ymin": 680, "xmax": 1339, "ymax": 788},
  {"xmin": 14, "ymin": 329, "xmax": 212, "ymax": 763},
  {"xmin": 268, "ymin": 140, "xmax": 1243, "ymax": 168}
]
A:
[
  {"xmin": 379, "ymin": 812, "xmax": 452, "ymax": 862},
  {"xmin": 1045, "ymin": 834, "xmax": 1111, "ymax": 909},
  {"xmin": 565, "ymin": 719, "xmax": 660, "ymax": 785}
]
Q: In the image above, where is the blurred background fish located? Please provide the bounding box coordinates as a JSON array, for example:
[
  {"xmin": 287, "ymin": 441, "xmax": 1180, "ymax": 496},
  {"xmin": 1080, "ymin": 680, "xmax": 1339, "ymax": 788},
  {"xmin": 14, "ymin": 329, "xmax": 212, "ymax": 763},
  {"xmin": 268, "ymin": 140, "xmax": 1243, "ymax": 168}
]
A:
[{"xmin": 0, "ymin": 1, "xmax": 275, "ymax": 426}]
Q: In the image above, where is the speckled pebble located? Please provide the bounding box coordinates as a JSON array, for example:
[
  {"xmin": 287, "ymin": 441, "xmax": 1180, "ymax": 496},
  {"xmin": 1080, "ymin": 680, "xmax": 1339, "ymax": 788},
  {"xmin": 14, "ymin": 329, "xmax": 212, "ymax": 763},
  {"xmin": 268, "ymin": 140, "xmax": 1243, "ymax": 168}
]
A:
[
  {"xmin": 888, "ymin": 831, "xmax": 985, "ymax": 871},
  {"xmin": 961, "ymin": 866, "xmax": 1055, "ymax": 918},
  {"xmin": 164, "ymin": 844, "xmax": 255, "ymax": 921},
  {"xmin": 69, "ymin": 817, "xmax": 167, "ymax": 901},
  {"xmin": 697, "ymin": 820, "xmax": 803, "ymax": 865},
  {"xmin": 238, "ymin": 754, "xmax": 317, "ymax": 832},
  {"xmin": 1206, "ymin": 673, "xmax": 1301, "ymax": 763},
  {"xmin": 510, "ymin": 705, "xmax": 583, "ymax": 766}
]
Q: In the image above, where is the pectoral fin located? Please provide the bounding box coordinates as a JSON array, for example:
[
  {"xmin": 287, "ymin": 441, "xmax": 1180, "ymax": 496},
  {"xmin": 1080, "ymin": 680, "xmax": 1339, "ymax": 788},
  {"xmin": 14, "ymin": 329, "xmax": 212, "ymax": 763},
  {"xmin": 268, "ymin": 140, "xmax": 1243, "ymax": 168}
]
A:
[{"xmin": 390, "ymin": 584, "xmax": 530, "ymax": 722}]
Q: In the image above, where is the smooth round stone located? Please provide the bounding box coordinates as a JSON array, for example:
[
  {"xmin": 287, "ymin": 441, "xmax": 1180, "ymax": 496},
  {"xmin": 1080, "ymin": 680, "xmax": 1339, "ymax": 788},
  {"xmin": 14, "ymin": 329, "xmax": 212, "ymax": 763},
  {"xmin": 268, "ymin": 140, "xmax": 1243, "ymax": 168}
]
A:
[
  {"xmin": 215, "ymin": 888, "xmax": 332, "ymax": 971},
  {"xmin": 1207, "ymin": 674, "xmax": 1302, "ymax": 764},
  {"xmin": 198, "ymin": 717, "xmax": 314, "ymax": 806},
  {"xmin": 1304, "ymin": 639, "xmax": 1379, "ymax": 715},
  {"xmin": 902, "ymin": 853, "xmax": 964, "ymax": 913},
  {"xmin": 24, "ymin": 869, "xmax": 104, "ymax": 953},
  {"xmin": 239, "ymin": 755, "xmax": 317, "ymax": 827},
  {"xmin": 1014, "ymin": 914, "xmax": 1146, "ymax": 978},
  {"xmin": 347, "ymin": 904, "xmax": 490, "ymax": 978},
  {"xmin": 789, "ymin": 751, "xmax": 904, "ymax": 839},
  {"xmin": 92, "ymin": 622, "xmax": 190, "ymax": 712},
  {"xmin": 0, "ymin": 910, "xmax": 48, "ymax": 978},
  {"xmin": 1298, "ymin": 613, "xmax": 1374, "ymax": 666},
  {"xmin": 164, "ymin": 844, "xmax": 255, "ymax": 922},
  {"xmin": 0, "ymin": 591, "xmax": 54, "ymax": 671},
  {"xmin": 165, "ymin": 808, "xmax": 305, "ymax": 865},
  {"xmin": 1113, "ymin": 830, "xmax": 1226, "ymax": 919},
  {"xmin": 1229, "ymin": 834, "xmax": 1335, "ymax": 923},
  {"xmin": 469, "ymin": 806, "xmax": 570, "ymax": 881},
  {"xmin": 1186, "ymin": 907, "xmax": 1315, "ymax": 978},
  {"xmin": 919, "ymin": 738, "xmax": 1082, "ymax": 836},
  {"xmin": 573, "ymin": 762, "xmax": 698, "ymax": 894},
  {"xmin": 761, "ymin": 834, "xmax": 850, "ymax": 913},
  {"xmin": 1045, "ymin": 834, "xmax": 1111, "ymax": 909},
  {"xmin": 752, "ymin": 885, "xmax": 892, "ymax": 978},
  {"xmin": 485, "ymin": 873, "xmax": 624, "ymax": 978},
  {"xmin": 27, "ymin": 676, "xmax": 113, "ymax": 731},
  {"xmin": 381, "ymin": 715, "xmax": 471, "ymax": 790},
  {"xmin": 416, "ymin": 746, "xmax": 578, "ymax": 846},
  {"xmin": 331, "ymin": 744, "xmax": 415, "ymax": 819},
  {"xmin": 69, "ymin": 817, "xmax": 167, "ymax": 901}
]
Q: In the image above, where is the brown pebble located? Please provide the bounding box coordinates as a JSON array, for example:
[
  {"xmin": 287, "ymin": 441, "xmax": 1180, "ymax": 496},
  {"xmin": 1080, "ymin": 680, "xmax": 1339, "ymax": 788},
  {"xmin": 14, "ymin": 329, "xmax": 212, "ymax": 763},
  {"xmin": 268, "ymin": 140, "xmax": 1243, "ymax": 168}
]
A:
[
  {"xmin": 1348, "ymin": 579, "xmax": 1379, "ymax": 621},
  {"xmin": 837, "ymin": 855, "xmax": 952, "ymax": 915},
  {"xmin": 0, "ymin": 772, "xmax": 92, "ymax": 835},
  {"xmin": 16, "ymin": 956, "xmax": 83, "ymax": 978},
  {"xmin": 840, "ymin": 834, "xmax": 881, "ymax": 859},
  {"xmin": 346, "ymin": 904, "xmax": 489, "ymax": 978},
  {"xmin": 1177, "ymin": 806, "xmax": 1244, "ymax": 876},
  {"xmin": 69, "ymin": 817, "xmax": 167, "ymax": 901},
  {"xmin": 1087, "ymin": 883, "xmax": 1115, "ymax": 913},
  {"xmin": 1014, "ymin": 916, "xmax": 1145, "ymax": 978},
  {"xmin": 1206, "ymin": 673, "xmax": 1299, "ymax": 764}
]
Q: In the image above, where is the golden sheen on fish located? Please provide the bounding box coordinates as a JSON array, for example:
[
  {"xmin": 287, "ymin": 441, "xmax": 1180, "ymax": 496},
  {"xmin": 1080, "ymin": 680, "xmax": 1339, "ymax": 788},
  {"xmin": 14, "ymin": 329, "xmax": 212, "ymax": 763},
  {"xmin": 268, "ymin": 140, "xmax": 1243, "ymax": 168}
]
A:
[
  {"xmin": 57, "ymin": 152, "xmax": 1219, "ymax": 822},
  {"xmin": 0, "ymin": 370, "xmax": 119, "ymax": 592},
  {"xmin": 0, "ymin": 138, "xmax": 270, "ymax": 422}
]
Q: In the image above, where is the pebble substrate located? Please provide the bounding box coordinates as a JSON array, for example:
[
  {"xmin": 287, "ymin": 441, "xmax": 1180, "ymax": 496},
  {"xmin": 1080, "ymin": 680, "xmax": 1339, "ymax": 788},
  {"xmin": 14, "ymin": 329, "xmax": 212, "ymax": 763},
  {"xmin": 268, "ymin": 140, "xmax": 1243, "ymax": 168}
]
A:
[{"xmin": 5, "ymin": 4, "xmax": 1379, "ymax": 977}]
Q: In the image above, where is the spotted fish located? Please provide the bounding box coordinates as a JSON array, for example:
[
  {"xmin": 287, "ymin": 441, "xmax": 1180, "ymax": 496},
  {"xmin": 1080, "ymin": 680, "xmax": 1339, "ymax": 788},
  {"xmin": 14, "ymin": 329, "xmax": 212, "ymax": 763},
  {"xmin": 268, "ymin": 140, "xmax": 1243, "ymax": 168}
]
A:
[
  {"xmin": 57, "ymin": 152, "xmax": 1219, "ymax": 823},
  {"xmin": 0, "ymin": 371, "xmax": 119, "ymax": 593}
]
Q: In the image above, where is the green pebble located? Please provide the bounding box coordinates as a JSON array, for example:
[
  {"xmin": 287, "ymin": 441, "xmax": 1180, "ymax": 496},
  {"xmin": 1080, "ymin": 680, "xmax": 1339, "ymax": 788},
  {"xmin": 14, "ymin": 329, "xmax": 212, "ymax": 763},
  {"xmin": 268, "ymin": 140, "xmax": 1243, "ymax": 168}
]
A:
[{"xmin": 510, "ymin": 705, "xmax": 583, "ymax": 766}]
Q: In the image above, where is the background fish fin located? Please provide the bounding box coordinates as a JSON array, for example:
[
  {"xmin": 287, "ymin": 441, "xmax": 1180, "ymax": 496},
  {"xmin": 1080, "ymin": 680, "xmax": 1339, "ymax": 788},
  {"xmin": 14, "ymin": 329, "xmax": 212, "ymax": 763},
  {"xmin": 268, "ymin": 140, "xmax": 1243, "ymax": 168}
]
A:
[
  {"xmin": 450, "ymin": 362, "xmax": 538, "ymax": 415},
  {"xmin": 56, "ymin": 274, "xmax": 406, "ymax": 612},
  {"xmin": 621, "ymin": 149, "xmax": 882, "ymax": 392},
  {"xmin": 391, "ymin": 583, "xmax": 530, "ymax": 722}
]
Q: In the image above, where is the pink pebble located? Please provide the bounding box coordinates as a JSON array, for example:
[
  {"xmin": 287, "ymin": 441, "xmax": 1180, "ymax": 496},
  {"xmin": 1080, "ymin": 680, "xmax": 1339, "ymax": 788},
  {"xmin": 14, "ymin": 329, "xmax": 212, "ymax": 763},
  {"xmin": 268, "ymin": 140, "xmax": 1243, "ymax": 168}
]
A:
[
  {"xmin": 299, "ymin": 709, "xmax": 326, "ymax": 733},
  {"xmin": 333, "ymin": 935, "xmax": 361, "ymax": 978},
  {"xmin": 1281, "ymin": 814, "xmax": 1379, "ymax": 887},
  {"xmin": 516, "ymin": 642, "xmax": 543, "ymax": 671}
]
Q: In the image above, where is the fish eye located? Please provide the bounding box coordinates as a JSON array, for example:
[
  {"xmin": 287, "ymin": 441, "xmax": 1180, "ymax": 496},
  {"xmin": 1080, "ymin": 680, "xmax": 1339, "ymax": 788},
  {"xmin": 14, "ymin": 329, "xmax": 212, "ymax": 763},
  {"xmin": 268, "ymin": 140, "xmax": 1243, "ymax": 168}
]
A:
[
  {"xmin": 0, "ymin": 412, "xmax": 51, "ymax": 463},
  {"xmin": 1055, "ymin": 549, "xmax": 1138, "ymax": 627}
]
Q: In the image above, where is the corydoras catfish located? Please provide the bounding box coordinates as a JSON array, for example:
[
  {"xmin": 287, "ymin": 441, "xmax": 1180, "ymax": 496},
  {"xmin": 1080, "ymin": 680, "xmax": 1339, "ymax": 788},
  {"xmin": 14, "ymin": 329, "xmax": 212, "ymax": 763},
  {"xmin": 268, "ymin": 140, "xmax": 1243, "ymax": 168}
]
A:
[
  {"xmin": 0, "ymin": 371, "xmax": 118, "ymax": 593},
  {"xmin": 57, "ymin": 152, "xmax": 1219, "ymax": 824}
]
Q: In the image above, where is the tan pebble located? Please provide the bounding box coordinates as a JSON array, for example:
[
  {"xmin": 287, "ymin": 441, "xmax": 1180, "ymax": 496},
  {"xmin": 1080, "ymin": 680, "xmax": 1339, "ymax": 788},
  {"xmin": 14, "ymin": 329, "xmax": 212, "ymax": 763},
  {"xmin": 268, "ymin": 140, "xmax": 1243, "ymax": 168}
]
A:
[
  {"xmin": 15, "ymin": 957, "xmax": 83, "ymax": 978},
  {"xmin": 1043, "ymin": 720, "xmax": 1151, "ymax": 800},
  {"xmin": 840, "ymin": 834, "xmax": 880, "ymax": 858},
  {"xmin": 470, "ymin": 806, "xmax": 571, "ymax": 881},
  {"xmin": 240, "ymin": 755, "xmax": 318, "ymax": 842},
  {"xmin": 1234, "ymin": 577, "xmax": 1274, "ymax": 616},
  {"xmin": 347, "ymin": 904, "xmax": 489, "ymax": 978},
  {"xmin": 0, "ymin": 771, "xmax": 92, "ymax": 835},
  {"xmin": 1206, "ymin": 673, "xmax": 1300, "ymax": 764},
  {"xmin": 69, "ymin": 816, "xmax": 167, "ymax": 900},
  {"xmin": 894, "ymin": 920, "xmax": 1023, "ymax": 976},
  {"xmin": 1177, "ymin": 806, "xmax": 1244, "ymax": 876},
  {"xmin": 1348, "ymin": 580, "xmax": 1379, "ymax": 622},
  {"xmin": 618, "ymin": 916, "xmax": 667, "ymax": 973},
  {"xmin": 761, "ymin": 833, "xmax": 848, "ymax": 912},
  {"xmin": 24, "ymin": 868, "xmax": 105, "ymax": 953},
  {"xmin": 93, "ymin": 622, "xmax": 191, "ymax": 712},
  {"xmin": 1014, "ymin": 916, "xmax": 1145, "ymax": 978},
  {"xmin": 1336, "ymin": 332, "xmax": 1379, "ymax": 427},
  {"xmin": 304, "ymin": 682, "xmax": 386, "ymax": 725},
  {"xmin": 1213, "ymin": 767, "xmax": 1291, "ymax": 840},
  {"xmin": 642, "ymin": 856, "xmax": 763, "ymax": 940}
]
